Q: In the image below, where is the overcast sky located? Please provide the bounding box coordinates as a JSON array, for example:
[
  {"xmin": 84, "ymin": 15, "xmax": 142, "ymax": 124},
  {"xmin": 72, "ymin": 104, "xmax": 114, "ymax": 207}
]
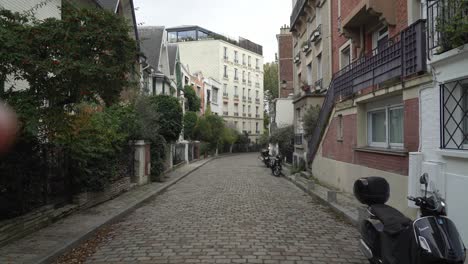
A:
[{"xmin": 134, "ymin": 0, "xmax": 292, "ymax": 63}]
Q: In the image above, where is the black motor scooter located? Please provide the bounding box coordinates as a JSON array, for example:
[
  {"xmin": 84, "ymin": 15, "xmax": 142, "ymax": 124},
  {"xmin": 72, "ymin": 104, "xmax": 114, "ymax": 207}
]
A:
[
  {"xmin": 270, "ymin": 154, "xmax": 282, "ymax": 177},
  {"xmin": 354, "ymin": 174, "xmax": 466, "ymax": 264},
  {"xmin": 260, "ymin": 149, "xmax": 271, "ymax": 168}
]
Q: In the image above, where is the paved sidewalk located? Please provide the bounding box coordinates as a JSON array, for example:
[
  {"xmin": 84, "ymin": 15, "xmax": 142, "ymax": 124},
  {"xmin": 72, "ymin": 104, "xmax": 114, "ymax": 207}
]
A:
[{"xmin": 0, "ymin": 158, "xmax": 214, "ymax": 264}]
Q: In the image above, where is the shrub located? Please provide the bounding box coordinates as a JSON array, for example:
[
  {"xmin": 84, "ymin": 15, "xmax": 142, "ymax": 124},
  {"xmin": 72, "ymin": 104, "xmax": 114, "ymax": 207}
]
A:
[
  {"xmin": 183, "ymin": 111, "xmax": 198, "ymax": 140},
  {"xmin": 184, "ymin": 85, "xmax": 201, "ymax": 112},
  {"xmin": 149, "ymin": 95, "xmax": 183, "ymax": 143},
  {"xmin": 303, "ymin": 105, "xmax": 321, "ymax": 139},
  {"xmin": 270, "ymin": 125, "xmax": 294, "ymax": 159}
]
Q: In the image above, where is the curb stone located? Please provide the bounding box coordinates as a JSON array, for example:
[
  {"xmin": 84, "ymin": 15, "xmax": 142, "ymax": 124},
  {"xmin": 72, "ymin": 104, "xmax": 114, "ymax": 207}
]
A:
[{"xmin": 282, "ymin": 172, "xmax": 359, "ymax": 227}]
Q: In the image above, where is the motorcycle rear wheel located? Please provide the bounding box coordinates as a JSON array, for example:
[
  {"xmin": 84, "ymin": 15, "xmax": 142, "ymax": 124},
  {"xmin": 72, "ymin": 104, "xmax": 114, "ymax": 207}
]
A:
[{"xmin": 272, "ymin": 167, "xmax": 281, "ymax": 177}]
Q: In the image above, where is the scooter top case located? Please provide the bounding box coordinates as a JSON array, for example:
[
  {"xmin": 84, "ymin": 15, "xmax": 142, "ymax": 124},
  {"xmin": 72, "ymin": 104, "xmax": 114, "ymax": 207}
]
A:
[{"xmin": 413, "ymin": 216, "xmax": 466, "ymax": 263}]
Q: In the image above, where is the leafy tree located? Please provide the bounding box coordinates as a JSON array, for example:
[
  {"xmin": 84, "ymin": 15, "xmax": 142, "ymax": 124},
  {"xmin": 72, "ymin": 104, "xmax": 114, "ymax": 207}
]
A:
[
  {"xmin": 149, "ymin": 95, "xmax": 183, "ymax": 143},
  {"xmin": 270, "ymin": 125, "xmax": 294, "ymax": 159},
  {"xmin": 436, "ymin": 0, "xmax": 468, "ymax": 53},
  {"xmin": 263, "ymin": 62, "xmax": 279, "ymax": 100},
  {"xmin": 194, "ymin": 116, "xmax": 212, "ymax": 142},
  {"xmin": 183, "ymin": 111, "xmax": 198, "ymax": 140},
  {"xmin": 263, "ymin": 111, "xmax": 270, "ymax": 129},
  {"xmin": 222, "ymin": 127, "xmax": 238, "ymax": 153},
  {"xmin": 303, "ymin": 105, "xmax": 321, "ymax": 139},
  {"xmin": 184, "ymin": 85, "xmax": 201, "ymax": 112}
]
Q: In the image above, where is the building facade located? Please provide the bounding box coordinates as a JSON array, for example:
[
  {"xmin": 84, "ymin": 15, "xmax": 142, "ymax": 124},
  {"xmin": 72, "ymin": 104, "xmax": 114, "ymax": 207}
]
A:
[
  {"xmin": 290, "ymin": 0, "xmax": 332, "ymax": 166},
  {"xmin": 166, "ymin": 26, "xmax": 265, "ymax": 142},
  {"xmin": 409, "ymin": 0, "xmax": 468, "ymax": 244},
  {"xmin": 277, "ymin": 26, "xmax": 294, "ymax": 98}
]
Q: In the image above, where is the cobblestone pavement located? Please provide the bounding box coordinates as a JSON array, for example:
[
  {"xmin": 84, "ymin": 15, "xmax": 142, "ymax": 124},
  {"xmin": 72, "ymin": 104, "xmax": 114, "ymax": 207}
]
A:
[{"xmin": 86, "ymin": 154, "xmax": 367, "ymax": 264}]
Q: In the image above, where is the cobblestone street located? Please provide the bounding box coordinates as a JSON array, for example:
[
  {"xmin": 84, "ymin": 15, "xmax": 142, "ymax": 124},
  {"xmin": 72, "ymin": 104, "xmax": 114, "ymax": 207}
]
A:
[{"xmin": 84, "ymin": 154, "xmax": 367, "ymax": 264}]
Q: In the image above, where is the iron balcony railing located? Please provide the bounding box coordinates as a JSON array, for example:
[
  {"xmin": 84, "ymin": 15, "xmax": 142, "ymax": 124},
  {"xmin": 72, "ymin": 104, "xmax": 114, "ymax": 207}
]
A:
[
  {"xmin": 234, "ymin": 112, "xmax": 239, "ymax": 116},
  {"xmin": 223, "ymin": 111, "xmax": 229, "ymax": 116},
  {"xmin": 295, "ymin": 134, "xmax": 303, "ymax": 146},
  {"xmin": 291, "ymin": 0, "xmax": 307, "ymax": 28},
  {"xmin": 427, "ymin": 0, "xmax": 468, "ymax": 58},
  {"xmin": 440, "ymin": 78, "xmax": 468, "ymax": 150},
  {"xmin": 256, "ymin": 114, "xmax": 260, "ymax": 118},
  {"xmin": 307, "ymin": 20, "xmax": 427, "ymax": 162},
  {"xmin": 333, "ymin": 20, "xmax": 427, "ymax": 100},
  {"xmin": 234, "ymin": 94, "xmax": 239, "ymax": 99},
  {"xmin": 223, "ymin": 92, "xmax": 228, "ymax": 97},
  {"xmin": 255, "ymin": 98, "xmax": 260, "ymax": 104},
  {"xmin": 242, "ymin": 96, "xmax": 246, "ymax": 101}
]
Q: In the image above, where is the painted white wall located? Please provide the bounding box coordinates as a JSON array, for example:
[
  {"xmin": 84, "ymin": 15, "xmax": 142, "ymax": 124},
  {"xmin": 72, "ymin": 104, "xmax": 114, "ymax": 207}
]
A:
[
  {"xmin": 204, "ymin": 78, "xmax": 222, "ymax": 116},
  {"xmin": 274, "ymin": 98, "xmax": 294, "ymax": 128},
  {"xmin": 414, "ymin": 44, "xmax": 468, "ymax": 245}
]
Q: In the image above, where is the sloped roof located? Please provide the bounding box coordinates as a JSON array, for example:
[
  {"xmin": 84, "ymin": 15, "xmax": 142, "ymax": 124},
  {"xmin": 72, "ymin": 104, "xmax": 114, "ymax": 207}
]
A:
[
  {"xmin": 167, "ymin": 44, "xmax": 178, "ymax": 76},
  {"xmin": 138, "ymin": 26, "xmax": 165, "ymax": 70},
  {"xmin": 95, "ymin": 0, "xmax": 119, "ymax": 12}
]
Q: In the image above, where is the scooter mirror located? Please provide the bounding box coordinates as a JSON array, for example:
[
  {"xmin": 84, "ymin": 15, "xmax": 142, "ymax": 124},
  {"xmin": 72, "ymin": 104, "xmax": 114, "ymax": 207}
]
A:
[{"xmin": 420, "ymin": 173, "xmax": 429, "ymax": 186}]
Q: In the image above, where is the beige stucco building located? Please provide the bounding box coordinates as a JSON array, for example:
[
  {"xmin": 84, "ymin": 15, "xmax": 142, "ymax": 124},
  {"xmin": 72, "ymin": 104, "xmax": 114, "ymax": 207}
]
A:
[{"xmin": 166, "ymin": 26, "xmax": 265, "ymax": 142}]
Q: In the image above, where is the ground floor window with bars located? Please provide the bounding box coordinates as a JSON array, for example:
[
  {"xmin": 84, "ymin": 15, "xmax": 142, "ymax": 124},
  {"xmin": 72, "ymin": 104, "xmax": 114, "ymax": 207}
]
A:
[{"xmin": 441, "ymin": 78, "xmax": 468, "ymax": 150}]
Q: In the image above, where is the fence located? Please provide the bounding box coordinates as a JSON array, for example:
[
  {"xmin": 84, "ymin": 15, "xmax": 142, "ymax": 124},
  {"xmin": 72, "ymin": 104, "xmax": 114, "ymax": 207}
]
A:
[{"xmin": 172, "ymin": 143, "xmax": 186, "ymax": 166}]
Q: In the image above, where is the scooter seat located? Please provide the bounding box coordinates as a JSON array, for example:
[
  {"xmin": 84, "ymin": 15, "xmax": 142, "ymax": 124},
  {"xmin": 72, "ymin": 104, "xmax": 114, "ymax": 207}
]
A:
[{"xmin": 370, "ymin": 204, "xmax": 412, "ymax": 235}]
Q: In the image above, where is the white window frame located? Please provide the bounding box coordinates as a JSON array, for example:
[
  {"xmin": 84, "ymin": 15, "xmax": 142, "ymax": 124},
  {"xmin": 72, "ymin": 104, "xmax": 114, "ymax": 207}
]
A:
[
  {"xmin": 367, "ymin": 104, "xmax": 404, "ymax": 149},
  {"xmin": 224, "ymin": 65, "xmax": 228, "ymax": 78},
  {"xmin": 339, "ymin": 40, "xmax": 352, "ymax": 70},
  {"xmin": 372, "ymin": 26, "xmax": 389, "ymax": 50}
]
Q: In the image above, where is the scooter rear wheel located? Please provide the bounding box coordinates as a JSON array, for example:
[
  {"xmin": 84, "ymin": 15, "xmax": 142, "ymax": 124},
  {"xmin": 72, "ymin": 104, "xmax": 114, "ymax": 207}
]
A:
[{"xmin": 272, "ymin": 167, "xmax": 281, "ymax": 177}]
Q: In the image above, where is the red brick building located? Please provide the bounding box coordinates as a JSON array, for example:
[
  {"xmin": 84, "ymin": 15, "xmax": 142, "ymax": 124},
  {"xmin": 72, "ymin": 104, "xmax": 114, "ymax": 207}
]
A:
[
  {"xmin": 305, "ymin": 0, "xmax": 430, "ymax": 216},
  {"xmin": 276, "ymin": 26, "xmax": 294, "ymax": 98}
]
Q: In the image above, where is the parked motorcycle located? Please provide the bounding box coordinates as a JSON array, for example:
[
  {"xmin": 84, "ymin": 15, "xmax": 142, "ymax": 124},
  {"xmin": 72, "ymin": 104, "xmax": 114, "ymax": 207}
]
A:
[
  {"xmin": 270, "ymin": 154, "xmax": 282, "ymax": 177},
  {"xmin": 260, "ymin": 149, "xmax": 271, "ymax": 168},
  {"xmin": 353, "ymin": 174, "xmax": 466, "ymax": 264}
]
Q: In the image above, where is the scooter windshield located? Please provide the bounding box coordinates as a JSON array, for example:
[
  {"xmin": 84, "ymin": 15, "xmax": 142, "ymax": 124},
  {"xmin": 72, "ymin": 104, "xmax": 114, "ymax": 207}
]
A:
[{"xmin": 413, "ymin": 217, "xmax": 466, "ymax": 262}]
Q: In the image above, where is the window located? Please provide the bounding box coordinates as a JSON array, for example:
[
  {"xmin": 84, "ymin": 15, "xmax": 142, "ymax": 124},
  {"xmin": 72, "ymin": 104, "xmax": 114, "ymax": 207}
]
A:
[
  {"xmin": 441, "ymin": 79, "xmax": 468, "ymax": 149},
  {"xmin": 256, "ymin": 106, "xmax": 259, "ymax": 114},
  {"xmin": 256, "ymin": 91, "xmax": 259, "ymax": 98},
  {"xmin": 242, "ymin": 54, "xmax": 246, "ymax": 65},
  {"xmin": 206, "ymin": 89, "xmax": 211, "ymax": 103},
  {"xmin": 224, "ymin": 47, "xmax": 228, "ymax": 59},
  {"xmin": 256, "ymin": 122, "xmax": 259, "ymax": 132},
  {"xmin": 196, "ymin": 86, "xmax": 201, "ymax": 96},
  {"xmin": 317, "ymin": 54, "xmax": 322, "ymax": 80},
  {"xmin": 340, "ymin": 45, "xmax": 351, "ymax": 69},
  {"xmin": 234, "ymin": 51, "xmax": 238, "ymax": 62},
  {"xmin": 212, "ymin": 88, "xmax": 218, "ymax": 104},
  {"xmin": 243, "ymin": 88, "xmax": 245, "ymax": 97},
  {"xmin": 248, "ymin": 72, "xmax": 251, "ymax": 82},
  {"xmin": 234, "ymin": 68, "xmax": 238, "ymax": 80},
  {"xmin": 234, "ymin": 121, "xmax": 238, "ymax": 129},
  {"xmin": 243, "ymin": 105, "xmax": 246, "ymax": 113},
  {"xmin": 367, "ymin": 105, "xmax": 404, "ymax": 148},
  {"xmin": 243, "ymin": 122, "xmax": 246, "ymax": 130},
  {"xmin": 248, "ymin": 89, "xmax": 251, "ymax": 97},
  {"xmin": 373, "ymin": 26, "xmax": 389, "ymax": 52},
  {"xmin": 248, "ymin": 56, "xmax": 251, "ymax": 66},
  {"xmin": 224, "ymin": 65, "xmax": 228, "ymax": 78},
  {"xmin": 178, "ymin": 30, "xmax": 196, "ymax": 42},
  {"xmin": 242, "ymin": 71, "xmax": 245, "ymax": 81},
  {"xmin": 248, "ymin": 105, "xmax": 251, "ymax": 114},
  {"xmin": 0, "ymin": 77, "xmax": 4, "ymax": 94},
  {"xmin": 223, "ymin": 84, "xmax": 227, "ymax": 94},
  {"xmin": 234, "ymin": 86, "xmax": 238, "ymax": 95},
  {"xmin": 307, "ymin": 63, "xmax": 313, "ymax": 85},
  {"xmin": 255, "ymin": 58, "xmax": 259, "ymax": 68},
  {"xmin": 168, "ymin": 32, "xmax": 177, "ymax": 43},
  {"xmin": 337, "ymin": 114, "xmax": 343, "ymax": 141},
  {"xmin": 198, "ymin": 31, "xmax": 208, "ymax": 40}
]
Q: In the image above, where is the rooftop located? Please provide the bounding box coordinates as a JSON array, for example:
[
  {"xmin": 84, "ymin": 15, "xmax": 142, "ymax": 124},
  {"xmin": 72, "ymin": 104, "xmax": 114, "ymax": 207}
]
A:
[{"xmin": 166, "ymin": 25, "xmax": 263, "ymax": 56}]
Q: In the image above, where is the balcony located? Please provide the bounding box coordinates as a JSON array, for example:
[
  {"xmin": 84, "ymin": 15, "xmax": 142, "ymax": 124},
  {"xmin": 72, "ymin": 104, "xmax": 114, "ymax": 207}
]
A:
[
  {"xmin": 223, "ymin": 75, "xmax": 229, "ymax": 80},
  {"xmin": 342, "ymin": 0, "xmax": 396, "ymax": 46},
  {"xmin": 333, "ymin": 20, "xmax": 427, "ymax": 100},
  {"xmin": 242, "ymin": 79, "xmax": 246, "ymax": 83},
  {"xmin": 234, "ymin": 59, "xmax": 239, "ymax": 64},
  {"xmin": 255, "ymin": 82, "xmax": 260, "ymax": 88},
  {"xmin": 248, "ymin": 97, "xmax": 252, "ymax": 103},
  {"xmin": 242, "ymin": 113, "xmax": 246, "ymax": 117},
  {"xmin": 223, "ymin": 92, "xmax": 229, "ymax": 98},
  {"xmin": 310, "ymin": 24, "xmax": 322, "ymax": 43},
  {"xmin": 223, "ymin": 111, "xmax": 229, "ymax": 116},
  {"xmin": 256, "ymin": 114, "xmax": 260, "ymax": 118},
  {"xmin": 256, "ymin": 66, "xmax": 260, "ymax": 70},
  {"xmin": 242, "ymin": 96, "xmax": 246, "ymax": 101},
  {"xmin": 256, "ymin": 130, "xmax": 260, "ymax": 134},
  {"xmin": 248, "ymin": 64, "xmax": 252, "ymax": 68},
  {"xmin": 223, "ymin": 56, "xmax": 229, "ymax": 61},
  {"xmin": 234, "ymin": 94, "xmax": 239, "ymax": 100},
  {"xmin": 255, "ymin": 98, "xmax": 260, "ymax": 104},
  {"xmin": 294, "ymin": 52, "xmax": 301, "ymax": 64},
  {"xmin": 307, "ymin": 20, "xmax": 427, "ymax": 163},
  {"xmin": 427, "ymin": 0, "xmax": 468, "ymax": 56},
  {"xmin": 248, "ymin": 113, "xmax": 252, "ymax": 117},
  {"xmin": 248, "ymin": 81, "xmax": 252, "ymax": 86},
  {"xmin": 234, "ymin": 77, "xmax": 239, "ymax": 82},
  {"xmin": 234, "ymin": 112, "xmax": 239, "ymax": 117},
  {"xmin": 295, "ymin": 134, "xmax": 303, "ymax": 146}
]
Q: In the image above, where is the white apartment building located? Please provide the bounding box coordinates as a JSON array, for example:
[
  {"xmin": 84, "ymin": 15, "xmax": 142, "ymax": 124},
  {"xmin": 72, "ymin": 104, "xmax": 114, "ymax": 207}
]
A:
[{"xmin": 166, "ymin": 26, "xmax": 265, "ymax": 142}]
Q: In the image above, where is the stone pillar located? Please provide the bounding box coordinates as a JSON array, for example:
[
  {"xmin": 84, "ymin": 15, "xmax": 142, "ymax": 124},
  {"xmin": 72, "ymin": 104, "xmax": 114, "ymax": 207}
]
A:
[
  {"xmin": 133, "ymin": 140, "xmax": 150, "ymax": 185},
  {"xmin": 183, "ymin": 141, "xmax": 189, "ymax": 164}
]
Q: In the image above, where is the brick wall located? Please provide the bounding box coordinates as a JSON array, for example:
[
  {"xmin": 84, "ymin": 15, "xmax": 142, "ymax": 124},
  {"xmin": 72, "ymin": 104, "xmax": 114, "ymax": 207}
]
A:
[
  {"xmin": 73, "ymin": 177, "xmax": 132, "ymax": 210},
  {"xmin": 322, "ymin": 98, "xmax": 419, "ymax": 176},
  {"xmin": 278, "ymin": 33, "xmax": 294, "ymax": 98}
]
